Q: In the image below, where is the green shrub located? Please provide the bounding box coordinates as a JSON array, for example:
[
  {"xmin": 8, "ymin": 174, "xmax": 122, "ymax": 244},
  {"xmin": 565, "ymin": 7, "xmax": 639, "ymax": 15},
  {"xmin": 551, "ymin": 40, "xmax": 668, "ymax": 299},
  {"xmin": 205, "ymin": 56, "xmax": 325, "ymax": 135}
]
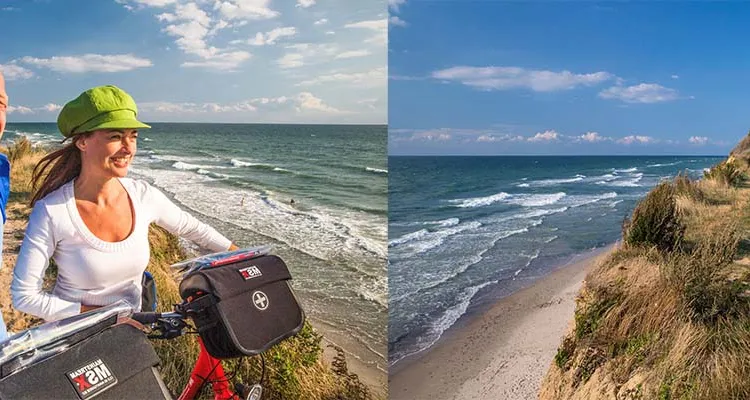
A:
[
  {"xmin": 623, "ymin": 182, "xmax": 685, "ymax": 252},
  {"xmin": 662, "ymin": 225, "xmax": 748, "ymax": 324},
  {"xmin": 703, "ymin": 158, "xmax": 744, "ymax": 187},
  {"xmin": 555, "ymin": 335, "xmax": 576, "ymax": 370}
]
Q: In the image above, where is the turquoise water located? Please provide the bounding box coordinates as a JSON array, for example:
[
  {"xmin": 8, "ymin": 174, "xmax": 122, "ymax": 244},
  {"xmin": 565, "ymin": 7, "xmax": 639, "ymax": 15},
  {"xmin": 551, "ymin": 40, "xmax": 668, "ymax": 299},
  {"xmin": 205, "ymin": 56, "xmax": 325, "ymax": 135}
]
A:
[
  {"xmin": 6, "ymin": 122, "xmax": 388, "ymax": 373},
  {"xmin": 388, "ymin": 155, "xmax": 724, "ymax": 367}
]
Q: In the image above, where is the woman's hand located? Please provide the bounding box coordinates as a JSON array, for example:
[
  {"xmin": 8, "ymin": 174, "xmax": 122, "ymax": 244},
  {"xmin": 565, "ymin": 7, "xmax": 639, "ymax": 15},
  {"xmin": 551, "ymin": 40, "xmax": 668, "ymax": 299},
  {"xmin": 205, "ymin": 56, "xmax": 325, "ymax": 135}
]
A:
[{"xmin": 228, "ymin": 243, "xmax": 239, "ymax": 251}]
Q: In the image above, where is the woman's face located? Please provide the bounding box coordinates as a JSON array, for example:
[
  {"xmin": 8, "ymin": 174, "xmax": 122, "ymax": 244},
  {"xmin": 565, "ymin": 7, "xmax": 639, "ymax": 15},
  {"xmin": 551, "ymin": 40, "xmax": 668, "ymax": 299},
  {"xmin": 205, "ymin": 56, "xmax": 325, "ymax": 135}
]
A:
[{"xmin": 77, "ymin": 129, "xmax": 138, "ymax": 179}]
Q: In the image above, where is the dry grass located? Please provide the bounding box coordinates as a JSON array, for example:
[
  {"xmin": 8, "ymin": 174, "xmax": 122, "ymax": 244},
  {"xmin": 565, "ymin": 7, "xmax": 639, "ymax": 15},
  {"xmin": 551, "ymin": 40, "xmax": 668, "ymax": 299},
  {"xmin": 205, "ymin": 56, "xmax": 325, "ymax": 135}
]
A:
[
  {"xmin": 544, "ymin": 153, "xmax": 750, "ymax": 400},
  {"xmin": 703, "ymin": 157, "xmax": 745, "ymax": 187},
  {"xmin": 0, "ymin": 141, "xmax": 377, "ymax": 400}
]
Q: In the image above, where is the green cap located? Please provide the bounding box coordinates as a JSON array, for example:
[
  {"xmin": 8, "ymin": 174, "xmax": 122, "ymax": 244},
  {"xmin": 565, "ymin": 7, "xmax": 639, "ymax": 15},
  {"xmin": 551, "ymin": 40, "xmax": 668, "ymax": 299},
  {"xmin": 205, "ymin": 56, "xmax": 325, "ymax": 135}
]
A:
[{"xmin": 57, "ymin": 85, "xmax": 151, "ymax": 138}]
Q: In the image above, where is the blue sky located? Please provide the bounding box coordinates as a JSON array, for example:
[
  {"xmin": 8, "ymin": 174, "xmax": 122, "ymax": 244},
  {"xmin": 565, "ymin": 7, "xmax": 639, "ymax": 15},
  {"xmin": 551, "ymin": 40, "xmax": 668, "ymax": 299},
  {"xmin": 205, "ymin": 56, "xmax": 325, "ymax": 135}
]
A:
[
  {"xmin": 1, "ymin": 0, "xmax": 386, "ymax": 124},
  {"xmin": 388, "ymin": 1, "xmax": 750, "ymax": 155}
]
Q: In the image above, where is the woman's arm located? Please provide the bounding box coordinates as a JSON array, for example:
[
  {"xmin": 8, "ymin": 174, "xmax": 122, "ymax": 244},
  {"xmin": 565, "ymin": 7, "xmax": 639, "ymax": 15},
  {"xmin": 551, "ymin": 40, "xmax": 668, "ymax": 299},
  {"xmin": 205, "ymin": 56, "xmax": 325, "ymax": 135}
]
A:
[
  {"xmin": 145, "ymin": 182, "xmax": 236, "ymax": 252},
  {"xmin": 11, "ymin": 204, "xmax": 82, "ymax": 321}
]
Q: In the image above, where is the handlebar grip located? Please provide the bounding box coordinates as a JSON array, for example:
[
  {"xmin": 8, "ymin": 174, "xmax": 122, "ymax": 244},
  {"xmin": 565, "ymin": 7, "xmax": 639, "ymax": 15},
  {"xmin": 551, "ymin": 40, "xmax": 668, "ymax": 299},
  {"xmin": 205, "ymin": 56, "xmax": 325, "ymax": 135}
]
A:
[{"xmin": 131, "ymin": 312, "xmax": 160, "ymax": 324}]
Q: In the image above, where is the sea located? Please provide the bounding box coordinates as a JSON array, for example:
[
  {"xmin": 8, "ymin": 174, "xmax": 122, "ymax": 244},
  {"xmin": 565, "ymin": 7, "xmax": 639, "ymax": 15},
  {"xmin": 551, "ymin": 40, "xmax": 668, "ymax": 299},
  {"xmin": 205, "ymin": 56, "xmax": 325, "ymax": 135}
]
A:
[
  {"xmin": 4, "ymin": 123, "xmax": 388, "ymax": 375},
  {"xmin": 388, "ymin": 155, "xmax": 725, "ymax": 367}
]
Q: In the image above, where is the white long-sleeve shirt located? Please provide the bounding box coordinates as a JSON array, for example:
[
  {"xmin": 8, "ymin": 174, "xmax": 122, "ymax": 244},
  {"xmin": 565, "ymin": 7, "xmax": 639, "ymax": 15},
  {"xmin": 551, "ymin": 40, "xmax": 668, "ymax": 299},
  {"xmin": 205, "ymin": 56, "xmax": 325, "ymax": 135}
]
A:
[{"xmin": 11, "ymin": 177, "xmax": 232, "ymax": 321}]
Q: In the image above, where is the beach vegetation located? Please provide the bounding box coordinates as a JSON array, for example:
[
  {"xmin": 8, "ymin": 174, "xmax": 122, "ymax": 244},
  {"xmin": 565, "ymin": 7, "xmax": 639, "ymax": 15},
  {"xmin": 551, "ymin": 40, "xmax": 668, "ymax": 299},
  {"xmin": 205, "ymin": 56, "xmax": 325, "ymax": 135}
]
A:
[
  {"xmin": 673, "ymin": 171, "xmax": 704, "ymax": 202},
  {"xmin": 703, "ymin": 157, "xmax": 745, "ymax": 187},
  {"xmin": 542, "ymin": 147, "xmax": 750, "ymax": 399},
  {"xmin": 554, "ymin": 336, "xmax": 576, "ymax": 370},
  {"xmin": 622, "ymin": 181, "xmax": 685, "ymax": 253}
]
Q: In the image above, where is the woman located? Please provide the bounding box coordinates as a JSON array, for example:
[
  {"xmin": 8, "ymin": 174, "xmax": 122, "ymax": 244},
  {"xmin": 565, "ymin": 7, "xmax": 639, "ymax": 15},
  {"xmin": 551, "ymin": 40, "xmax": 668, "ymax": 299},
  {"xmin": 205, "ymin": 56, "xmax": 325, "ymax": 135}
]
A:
[{"xmin": 11, "ymin": 85, "xmax": 238, "ymax": 322}]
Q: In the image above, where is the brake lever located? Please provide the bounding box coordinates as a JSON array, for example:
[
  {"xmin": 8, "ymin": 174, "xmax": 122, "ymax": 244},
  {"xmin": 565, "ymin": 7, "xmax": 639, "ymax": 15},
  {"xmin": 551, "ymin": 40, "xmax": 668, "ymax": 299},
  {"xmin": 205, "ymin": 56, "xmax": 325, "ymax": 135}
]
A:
[{"xmin": 146, "ymin": 317, "xmax": 189, "ymax": 340}]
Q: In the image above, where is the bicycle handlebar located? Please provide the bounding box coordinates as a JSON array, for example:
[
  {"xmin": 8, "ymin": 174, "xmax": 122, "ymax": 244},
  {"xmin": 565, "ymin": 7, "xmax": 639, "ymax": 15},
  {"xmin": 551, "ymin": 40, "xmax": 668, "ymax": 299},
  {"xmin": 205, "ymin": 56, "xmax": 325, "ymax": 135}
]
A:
[
  {"xmin": 130, "ymin": 311, "xmax": 190, "ymax": 339},
  {"xmin": 131, "ymin": 311, "xmax": 184, "ymax": 324},
  {"xmin": 131, "ymin": 312, "xmax": 161, "ymax": 324}
]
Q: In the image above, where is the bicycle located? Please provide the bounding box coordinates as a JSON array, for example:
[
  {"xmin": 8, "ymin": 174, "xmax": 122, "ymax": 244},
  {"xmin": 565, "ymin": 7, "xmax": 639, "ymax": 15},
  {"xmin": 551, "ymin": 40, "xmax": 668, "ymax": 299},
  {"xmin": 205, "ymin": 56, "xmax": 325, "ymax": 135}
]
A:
[
  {"xmin": 130, "ymin": 303, "xmax": 264, "ymax": 400},
  {"xmin": 0, "ymin": 246, "xmax": 305, "ymax": 400}
]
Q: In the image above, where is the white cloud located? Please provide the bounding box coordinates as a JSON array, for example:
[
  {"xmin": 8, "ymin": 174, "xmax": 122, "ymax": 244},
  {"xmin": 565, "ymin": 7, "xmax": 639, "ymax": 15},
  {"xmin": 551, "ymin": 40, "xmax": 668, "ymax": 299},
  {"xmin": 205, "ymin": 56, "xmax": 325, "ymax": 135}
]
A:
[
  {"xmin": 208, "ymin": 20, "xmax": 230, "ymax": 36},
  {"xmin": 408, "ymin": 129, "xmax": 452, "ymax": 141},
  {"xmin": 314, "ymin": 18, "xmax": 328, "ymax": 25},
  {"xmin": 296, "ymin": 67, "xmax": 386, "ymax": 88},
  {"xmin": 277, "ymin": 43, "xmax": 339, "ymax": 69},
  {"xmin": 389, "ymin": 75, "xmax": 426, "ymax": 81},
  {"xmin": 42, "ymin": 103, "xmax": 62, "ymax": 112},
  {"xmin": 389, "ymin": 0, "xmax": 406, "ymax": 12},
  {"xmin": 296, "ymin": 0, "xmax": 315, "ymax": 8},
  {"xmin": 671, "ymin": 75, "xmax": 679, "ymax": 79},
  {"xmin": 345, "ymin": 19, "xmax": 387, "ymax": 46},
  {"xmin": 127, "ymin": 0, "xmax": 283, "ymax": 70},
  {"xmin": 181, "ymin": 50, "xmax": 251, "ymax": 70},
  {"xmin": 476, "ymin": 135, "xmax": 500, "ymax": 142},
  {"xmin": 5, "ymin": 103, "xmax": 62, "ymax": 114},
  {"xmin": 393, "ymin": 128, "xmax": 533, "ymax": 143},
  {"xmin": 277, "ymin": 53, "xmax": 305, "ymax": 69},
  {"xmin": 130, "ymin": 0, "xmax": 176, "ymax": 7},
  {"xmin": 357, "ymin": 98, "xmax": 379, "ymax": 110},
  {"xmin": 214, "ymin": 0, "xmax": 279, "ymax": 20},
  {"xmin": 576, "ymin": 131, "xmax": 610, "ymax": 142},
  {"xmin": 163, "ymin": 20, "xmax": 211, "ymax": 57},
  {"xmin": 432, "ymin": 66, "xmax": 614, "ymax": 92},
  {"xmin": 689, "ymin": 136, "xmax": 709, "ymax": 145},
  {"xmin": 176, "ymin": 3, "xmax": 211, "ymax": 25},
  {"xmin": 599, "ymin": 83, "xmax": 679, "ymax": 103},
  {"xmin": 325, "ymin": 31, "xmax": 335, "ymax": 35},
  {"xmin": 6, "ymin": 105, "xmax": 33, "ymax": 114},
  {"xmin": 20, "ymin": 54, "xmax": 153, "ymax": 73},
  {"xmin": 528, "ymin": 130, "xmax": 560, "ymax": 142},
  {"xmin": 0, "ymin": 64, "xmax": 34, "ymax": 80},
  {"xmin": 345, "ymin": 19, "xmax": 387, "ymax": 30},
  {"xmin": 147, "ymin": 2, "xmax": 255, "ymax": 70},
  {"xmin": 616, "ymin": 135, "xmax": 656, "ymax": 145},
  {"xmin": 390, "ymin": 16, "xmax": 407, "ymax": 27},
  {"xmin": 248, "ymin": 27, "xmax": 297, "ymax": 45},
  {"xmin": 156, "ymin": 12, "xmax": 177, "ymax": 22},
  {"xmin": 139, "ymin": 92, "xmax": 344, "ymax": 115},
  {"xmin": 295, "ymin": 92, "xmax": 343, "ymax": 114},
  {"xmin": 335, "ymin": 50, "xmax": 371, "ymax": 59}
]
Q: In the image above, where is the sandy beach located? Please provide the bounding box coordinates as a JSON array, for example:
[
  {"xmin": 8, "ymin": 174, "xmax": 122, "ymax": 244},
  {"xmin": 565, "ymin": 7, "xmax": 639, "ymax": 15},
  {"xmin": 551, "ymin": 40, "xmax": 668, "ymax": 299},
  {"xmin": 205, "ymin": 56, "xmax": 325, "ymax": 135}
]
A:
[{"xmin": 389, "ymin": 245, "xmax": 614, "ymax": 400}]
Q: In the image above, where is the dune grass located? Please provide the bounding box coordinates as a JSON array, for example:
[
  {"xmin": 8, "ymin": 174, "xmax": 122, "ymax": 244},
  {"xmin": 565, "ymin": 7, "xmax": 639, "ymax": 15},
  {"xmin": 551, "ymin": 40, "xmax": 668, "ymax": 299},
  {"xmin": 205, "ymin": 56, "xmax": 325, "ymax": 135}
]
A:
[
  {"xmin": 0, "ymin": 137, "xmax": 376, "ymax": 400},
  {"xmin": 543, "ymin": 159, "xmax": 750, "ymax": 399}
]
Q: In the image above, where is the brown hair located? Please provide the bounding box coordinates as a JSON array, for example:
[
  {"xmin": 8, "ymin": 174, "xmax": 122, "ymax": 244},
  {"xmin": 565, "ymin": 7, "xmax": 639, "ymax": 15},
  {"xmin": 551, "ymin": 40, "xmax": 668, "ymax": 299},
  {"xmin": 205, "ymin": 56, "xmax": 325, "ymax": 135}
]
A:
[{"xmin": 30, "ymin": 133, "xmax": 91, "ymax": 206}]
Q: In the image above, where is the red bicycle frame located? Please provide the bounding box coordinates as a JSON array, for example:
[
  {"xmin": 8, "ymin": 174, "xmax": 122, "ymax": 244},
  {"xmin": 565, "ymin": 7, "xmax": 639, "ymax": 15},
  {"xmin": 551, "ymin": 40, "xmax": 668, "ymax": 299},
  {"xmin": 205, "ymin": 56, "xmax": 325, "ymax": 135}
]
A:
[{"xmin": 176, "ymin": 337, "xmax": 236, "ymax": 400}]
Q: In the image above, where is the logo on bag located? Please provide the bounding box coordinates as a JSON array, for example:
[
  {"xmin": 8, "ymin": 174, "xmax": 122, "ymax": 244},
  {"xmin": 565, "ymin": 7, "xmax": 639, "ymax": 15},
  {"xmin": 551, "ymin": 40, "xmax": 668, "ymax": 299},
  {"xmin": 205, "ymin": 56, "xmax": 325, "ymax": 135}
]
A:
[
  {"xmin": 239, "ymin": 266, "xmax": 262, "ymax": 280},
  {"xmin": 66, "ymin": 358, "xmax": 117, "ymax": 399},
  {"xmin": 252, "ymin": 290, "xmax": 269, "ymax": 310}
]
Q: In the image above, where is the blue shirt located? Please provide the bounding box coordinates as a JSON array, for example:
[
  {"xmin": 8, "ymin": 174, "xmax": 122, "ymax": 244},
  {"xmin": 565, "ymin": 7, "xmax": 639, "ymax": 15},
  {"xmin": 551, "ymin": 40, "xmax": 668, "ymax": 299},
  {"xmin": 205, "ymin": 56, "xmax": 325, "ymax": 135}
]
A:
[{"xmin": 0, "ymin": 153, "xmax": 9, "ymax": 224}]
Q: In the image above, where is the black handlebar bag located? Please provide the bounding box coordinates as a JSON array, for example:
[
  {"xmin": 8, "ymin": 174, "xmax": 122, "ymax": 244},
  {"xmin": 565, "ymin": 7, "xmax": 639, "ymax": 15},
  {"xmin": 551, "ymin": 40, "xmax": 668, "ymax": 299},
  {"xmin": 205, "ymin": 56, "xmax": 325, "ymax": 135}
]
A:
[
  {"xmin": 0, "ymin": 319, "xmax": 172, "ymax": 399},
  {"xmin": 179, "ymin": 254, "xmax": 306, "ymax": 359}
]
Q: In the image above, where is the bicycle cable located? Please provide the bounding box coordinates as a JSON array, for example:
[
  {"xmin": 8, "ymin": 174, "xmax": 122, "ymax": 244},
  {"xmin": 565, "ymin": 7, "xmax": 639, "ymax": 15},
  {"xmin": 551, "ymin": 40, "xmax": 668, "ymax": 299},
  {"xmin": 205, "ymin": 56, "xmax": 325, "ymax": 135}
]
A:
[{"xmin": 193, "ymin": 357, "xmax": 223, "ymax": 398}]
